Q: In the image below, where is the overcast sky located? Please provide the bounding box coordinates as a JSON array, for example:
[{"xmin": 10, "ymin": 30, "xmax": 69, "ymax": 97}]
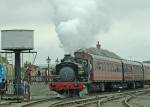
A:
[{"xmin": 0, "ymin": 0, "xmax": 150, "ymax": 64}]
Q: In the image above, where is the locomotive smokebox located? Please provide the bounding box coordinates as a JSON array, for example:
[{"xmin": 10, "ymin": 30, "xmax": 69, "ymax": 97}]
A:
[{"xmin": 59, "ymin": 66, "xmax": 75, "ymax": 82}]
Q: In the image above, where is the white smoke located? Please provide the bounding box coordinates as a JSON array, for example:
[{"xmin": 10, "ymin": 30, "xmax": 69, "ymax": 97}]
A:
[{"xmin": 50, "ymin": 0, "xmax": 109, "ymax": 53}]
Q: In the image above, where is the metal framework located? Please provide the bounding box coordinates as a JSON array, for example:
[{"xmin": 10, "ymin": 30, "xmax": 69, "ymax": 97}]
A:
[{"xmin": 0, "ymin": 50, "xmax": 37, "ymax": 97}]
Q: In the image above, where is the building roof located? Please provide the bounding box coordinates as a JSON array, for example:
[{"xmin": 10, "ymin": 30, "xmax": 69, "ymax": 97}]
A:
[
  {"xmin": 90, "ymin": 54, "xmax": 121, "ymax": 63},
  {"xmin": 77, "ymin": 47, "xmax": 121, "ymax": 59}
]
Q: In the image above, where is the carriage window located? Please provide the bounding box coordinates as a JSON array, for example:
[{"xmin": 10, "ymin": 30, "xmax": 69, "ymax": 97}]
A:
[
  {"xmin": 99, "ymin": 66, "xmax": 101, "ymax": 70},
  {"xmin": 114, "ymin": 65, "xmax": 117, "ymax": 72},
  {"xmin": 113, "ymin": 65, "xmax": 116, "ymax": 72},
  {"xmin": 119, "ymin": 66, "xmax": 122, "ymax": 72},
  {"xmin": 96, "ymin": 62, "xmax": 102, "ymax": 71},
  {"xmin": 124, "ymin": 65, "xmax": 128, "ymax": 72},
  {"xmin": 127, "ymin": 66, "xmax": 130, "ymax": 72},
  {"xmin": 110, "ymin": 64, "xmax": 113, "ymax": 72},
  {"xmin": 101, "ymin": 63, "xmax": 104, "ymax": 71},
  {"xmin": 132, "ymin": 66, "xmax": 136, "ymax": 71},
  {"xmin": 136, "ymin": 66, "xmax": 138, "ymax": 72},
  {"xmin": 130, "ymin": 66, "xmax": 132, "ymax": 72},
  {"xmin": 107, "ymin": 63, "xmax": 110, "ymax": 72},
  {"xmin": 116, "ymin": 66, "xmax": 119, "ymax": 72},
  {"xmin": 124, "ymin": 66, "xmax": 127, "ymax": 72},
  {"xmin": 113, "ymin": 65, "xmax": 115, "ymax": 72},
  {"xmin": 104, "ymin": 62, "xmax": 106, "ymax": 71},
  {"xmin": 136, "ymin": 66, "xmax": 139, "ymax": 72},
  {"xmin": 108, "ymin": 64, "xmax": 110, "ymax": 72},
  {"xmin": 112, "ymin": 64, "xmax": 115, "ymax": 72},
  {"xmin": 134, "ymin": 66, "xmax": 136, "ymax": 72},
  {"xmin": 148, "ymin": 67, "xmax": 149, "ymax": 71},
  {"xmin": 115, "ymin": 66, "xmax": 117, "ymax": 72},
  {"xmin": 137, "ymin": 66, "xmax": 140, "ymax": 72},
  {"xmin": 105, "ymin": 62, "xmax": 108, "ymax": 71},
  {"xmin": 112, "ymin": 65, "xmax": 115, "ymax": 72},
  {"xmin": 111, "ymin": 64, "xmax": 113, "ymax": 72},
  {"xmin": 109, "ymin": 63, "xmax": 112, "ymax": 72},
  {"xmin": 139, "ymin": 66, "xmax": 141, "ymax": 72}
]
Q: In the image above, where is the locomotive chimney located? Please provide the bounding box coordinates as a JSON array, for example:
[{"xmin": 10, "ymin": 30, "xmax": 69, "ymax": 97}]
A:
[{"xmin": 96, "ymin": 41, "xmax": 101, "ymax": 49}]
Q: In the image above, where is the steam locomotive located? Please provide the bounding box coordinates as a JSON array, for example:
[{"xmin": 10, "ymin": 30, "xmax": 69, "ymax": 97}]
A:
[{"xmin": 49, "ymin": 52, "xmax": 150, "ymax": 97}]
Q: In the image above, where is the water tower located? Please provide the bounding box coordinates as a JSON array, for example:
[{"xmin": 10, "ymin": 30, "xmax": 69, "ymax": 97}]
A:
[{"xmin": 1, "ymin": 29, "xmax": 34, "ymax": 96}]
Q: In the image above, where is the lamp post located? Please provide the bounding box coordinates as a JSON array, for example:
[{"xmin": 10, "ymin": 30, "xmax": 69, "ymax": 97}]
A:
[
  {"xmin": 46, "ymin": 56, "xmax": 51, "ymax": 82},
  {"xmin": 55, "ymin": 58, "xmax": 59, "ymax": 65}
]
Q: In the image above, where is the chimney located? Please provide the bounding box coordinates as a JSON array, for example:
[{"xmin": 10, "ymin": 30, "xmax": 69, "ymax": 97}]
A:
[{"xmin": 96, "ymin": 41, "xmax": 101, "ymax": 49}]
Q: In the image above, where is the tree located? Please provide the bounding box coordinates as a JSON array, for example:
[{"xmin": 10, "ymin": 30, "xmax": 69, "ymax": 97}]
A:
[{"xmin": 0, "ymin": 55, "xmax": 9, "ymax": 64}]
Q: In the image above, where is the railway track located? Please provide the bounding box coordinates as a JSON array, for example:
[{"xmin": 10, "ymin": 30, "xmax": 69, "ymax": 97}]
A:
[
  {"xmin": 1, "ymin": 87, "xmax": 149, "ymax": 107},
  {"xmin": 122, "ymin": 90, "xmax": 149, "ymax": 107},
  {"xmin": 22, "ymin": 97, "xmax": 78, "ymax": 107},
  {"xmin": 101, "ymin": 89, "xmax": 149, "ymax": 107},
  {"xmin": 123, "ymin": 96, "xmax": 133, "ymax": 107},
  {"xmin": 49, "ymin": 88, "xmax": 150, "ymax": 107},
  {"xmin": 0, "ymin": 100, "xmax": 19, "ymax": 106},
  {"xmin": 22, "ymin": 97, "xmax": 57, "ymax": 107},
  {"xmin": 0, "ymin": 96, "xmax": 59, "ymax": 107}
]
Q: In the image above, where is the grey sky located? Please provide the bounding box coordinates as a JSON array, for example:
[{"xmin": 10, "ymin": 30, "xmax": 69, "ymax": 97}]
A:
[{"xmin": 0, "ymin": 0, "xmax": 150, "ymax": 64}]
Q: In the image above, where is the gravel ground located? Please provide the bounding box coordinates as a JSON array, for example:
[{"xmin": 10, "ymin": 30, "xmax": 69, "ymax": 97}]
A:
[
  {"xmin": 2, "ymin": 85, "xmax": 150, "ymax": 107},
  {"xmin": 30, "ymin": 82, "xmax": 56, "ymax": 100},
  {"xmin": 130, "ymin": 94, "xmax": 150, "ymax": 107},
  {"xmin": 101, "ymin": 97, "xmax": 127, "ymax": 107},
  {"xmin": 1, "ymin": 82, "xmax": 56, "ymax": 107}
]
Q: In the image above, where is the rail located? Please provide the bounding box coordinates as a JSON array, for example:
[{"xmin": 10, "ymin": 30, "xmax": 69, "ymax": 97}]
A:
[
  {"xmin": 123, "ymin": 96, "xmax": 133, "ymax": 107},
  {"xmin": 22, "ymin": 97, "xmax": 55, "ymax": 107},
  {"xmin": 122, "ymin": 89, "xmax": 149, "ymax": 107},
  {"xmin": 49, "ymin": 88, "xmax": 150, "ymax": 107}
]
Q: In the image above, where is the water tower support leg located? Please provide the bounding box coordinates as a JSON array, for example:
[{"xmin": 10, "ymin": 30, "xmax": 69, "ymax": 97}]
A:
[{"xmin": 14, "ymin": 50, "xmax": 21, "ymax": 96}]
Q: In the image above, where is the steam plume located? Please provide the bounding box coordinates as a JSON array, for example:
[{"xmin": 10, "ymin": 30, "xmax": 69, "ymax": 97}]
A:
[{"xmin": 51, "ymin": 0, "xmax": 109, "ymax": 52}]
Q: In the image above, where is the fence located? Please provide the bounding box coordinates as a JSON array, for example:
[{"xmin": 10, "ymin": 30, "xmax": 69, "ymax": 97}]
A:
[
  {"xmin": 0, "ymin": 81, "xmax": 30, "ymax": 101},
  {"xmin": 31, "ymin": 76, "xmax": 50, "ymax": 83},
  {"xmin": 1, "ymin": 76, "xmax": 54, "ymax": 101}
]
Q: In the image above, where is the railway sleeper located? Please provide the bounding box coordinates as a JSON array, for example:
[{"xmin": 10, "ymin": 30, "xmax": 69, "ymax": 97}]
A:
[{"xmin": 75, "ymin": 100, "xmax": 99, "ymax": 107}]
